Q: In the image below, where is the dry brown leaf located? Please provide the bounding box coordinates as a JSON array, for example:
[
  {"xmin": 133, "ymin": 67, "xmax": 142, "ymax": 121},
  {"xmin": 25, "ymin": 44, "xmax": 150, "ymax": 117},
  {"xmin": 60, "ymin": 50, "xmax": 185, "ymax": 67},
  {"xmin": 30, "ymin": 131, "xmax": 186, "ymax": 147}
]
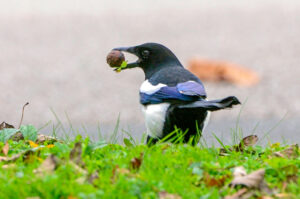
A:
[
  {"xmin": 230, "ymin": 168, "xmax": 265, "ymax": 189},
  {"xmin": 203, "ymin": 172, "xmax": 230, "ymax": 187},
  {"xmin": 2, "ymin": 142, "xmax": 9, "ymax": 156},
  {"xmin": 0, "ymin": 153, "xmax": 22, "ymax": 162},
  {"xmin": 187, "ymin": 58, "xmax": 259, "ymax": 87},
  {"xmin": 235, "ymin": 135, "xmax": 258, "ymax": 152},
  {"xmin": 0, "ymin": 122, "xmax": 14, "ymax": 130},
  {"xmin": 34, "ymin": 155, "xmax": 58, "ymax": 175},
  {"xmin": 259, "ymin": 196, "xmax": 273, "ymax": 199},
  {"xmin": 0, "ymin": 148, "xmax": 39, "ymax": 163},
  {"xmin": 286, "ymin": 175, "xmax": 298, "ymax": 183},
  {"xmin": 2, "ymin": 163, "xmax": 16, "ymax": 169},
  {"xmin": 233, "ymin": 166, "xmax": 247, "ymax": 178},
  {"xmin": 11, "ymin": 132, "xmax": 24, "ymax": 141},
  {"xmin": 130, "ymin": 153, "xmax": 143, "ymax": 170},
  {"xmin": 239, "ymin": 135, "xmax": 258, "ymax": 148},
  {"xmin": 220, "ymin": 135, "xmax": 258, "ymax": 155},
  {"xmin": 224, "ymin": 188, "xmax": 249, "ymax": 199},
  {"xmin": 36, "ymin": 134, "xmax": 57, "ymax": 144},
  {"xmin": 274, "ymin": 144, "xmax": 299, "ymax": 159},
  {"xmin": 159, "ymin": 191, "xmax": 181, "ymax": 199},
  {"xmin": 70, "ymin": 142, "xmax": 85, "ymax": 167},
  {"xmin": 26, "ymin": 197, "xmax": 40, "ymax": 199},
  {"xmin": 275, "ymin": 193, "xmax": 296, "ymax": 199}
]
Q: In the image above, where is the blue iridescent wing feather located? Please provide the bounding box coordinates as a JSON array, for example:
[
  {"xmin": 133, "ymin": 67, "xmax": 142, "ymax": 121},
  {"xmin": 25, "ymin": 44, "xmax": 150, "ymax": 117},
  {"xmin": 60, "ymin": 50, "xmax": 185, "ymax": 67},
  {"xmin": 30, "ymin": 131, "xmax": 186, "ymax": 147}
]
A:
[{"xmin": 140, "ymin": 81, "xmax": 206, "ymax": 104}]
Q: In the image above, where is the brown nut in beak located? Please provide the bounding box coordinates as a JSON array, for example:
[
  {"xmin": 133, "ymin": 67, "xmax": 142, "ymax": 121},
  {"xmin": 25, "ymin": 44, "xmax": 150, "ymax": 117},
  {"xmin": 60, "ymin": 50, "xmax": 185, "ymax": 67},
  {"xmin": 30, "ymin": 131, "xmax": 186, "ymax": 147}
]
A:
[{"xmin": 106, "ymin": 50, "xmax": 125, "ymax": 67}]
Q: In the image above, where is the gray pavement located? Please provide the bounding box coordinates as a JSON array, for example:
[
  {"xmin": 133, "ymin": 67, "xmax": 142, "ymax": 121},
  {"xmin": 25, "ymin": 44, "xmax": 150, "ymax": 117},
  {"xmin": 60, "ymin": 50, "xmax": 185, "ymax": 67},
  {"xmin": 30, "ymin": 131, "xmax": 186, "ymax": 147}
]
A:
[{"xmin": 1, "ymin": 0, "xmax": 299, "ymax": 144}]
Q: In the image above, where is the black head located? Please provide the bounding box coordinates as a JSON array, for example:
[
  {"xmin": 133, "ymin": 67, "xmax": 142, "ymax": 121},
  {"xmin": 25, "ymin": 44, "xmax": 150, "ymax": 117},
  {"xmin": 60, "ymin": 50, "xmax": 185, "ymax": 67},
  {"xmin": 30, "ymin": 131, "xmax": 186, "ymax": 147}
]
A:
[{"xmin": 113, "ymin": 43, "xmax": 182, "ymax": 78}]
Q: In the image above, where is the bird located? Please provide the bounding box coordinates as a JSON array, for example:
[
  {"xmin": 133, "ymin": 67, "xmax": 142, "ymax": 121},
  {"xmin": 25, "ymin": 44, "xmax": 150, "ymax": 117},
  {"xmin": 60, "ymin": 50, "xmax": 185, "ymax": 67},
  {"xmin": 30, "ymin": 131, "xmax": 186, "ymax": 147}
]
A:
[{"xmin": 113, "ymin": 43, "xmax": 241, "ymax": 145}]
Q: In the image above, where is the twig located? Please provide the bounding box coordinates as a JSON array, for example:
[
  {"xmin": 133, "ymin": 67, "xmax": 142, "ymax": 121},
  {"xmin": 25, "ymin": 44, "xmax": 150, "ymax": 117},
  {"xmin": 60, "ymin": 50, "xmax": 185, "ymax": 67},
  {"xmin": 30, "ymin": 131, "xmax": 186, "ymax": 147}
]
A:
[{"xmin": 18, "ymin": 102, "xmax": 29, "ymax": 129}]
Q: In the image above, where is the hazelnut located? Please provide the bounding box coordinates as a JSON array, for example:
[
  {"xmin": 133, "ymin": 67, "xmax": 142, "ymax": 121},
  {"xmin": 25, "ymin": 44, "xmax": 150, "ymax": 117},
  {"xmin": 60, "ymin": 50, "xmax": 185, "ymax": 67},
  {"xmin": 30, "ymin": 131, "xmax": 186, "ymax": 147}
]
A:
[{"xmin": 106, "ymin": 50, "xmax": 125, "ymax": 67}]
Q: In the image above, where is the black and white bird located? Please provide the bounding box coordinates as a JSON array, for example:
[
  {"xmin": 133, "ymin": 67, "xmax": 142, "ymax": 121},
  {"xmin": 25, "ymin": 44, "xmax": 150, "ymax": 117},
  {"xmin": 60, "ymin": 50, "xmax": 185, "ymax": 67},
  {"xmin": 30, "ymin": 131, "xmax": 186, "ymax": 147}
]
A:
[{"xmin": 113, "ymin": 43, "xmax": 240, "ymax": 145}]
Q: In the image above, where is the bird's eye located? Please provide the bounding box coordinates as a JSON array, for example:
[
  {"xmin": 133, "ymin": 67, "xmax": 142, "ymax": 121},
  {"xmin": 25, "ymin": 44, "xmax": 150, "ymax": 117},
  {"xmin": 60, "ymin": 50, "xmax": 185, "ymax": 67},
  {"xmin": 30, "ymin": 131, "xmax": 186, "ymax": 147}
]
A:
[{"xmin": 141, "ymin": 50, "xmax": 150, "ymax": 59}]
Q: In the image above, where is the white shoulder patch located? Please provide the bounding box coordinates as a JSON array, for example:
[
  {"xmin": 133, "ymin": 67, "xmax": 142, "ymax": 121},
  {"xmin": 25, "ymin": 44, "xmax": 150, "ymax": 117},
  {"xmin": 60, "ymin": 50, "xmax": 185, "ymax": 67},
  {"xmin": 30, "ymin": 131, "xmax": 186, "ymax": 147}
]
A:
[{"xmin": 140, "ymin": 80, "xmax": 166, "ymax": 95}]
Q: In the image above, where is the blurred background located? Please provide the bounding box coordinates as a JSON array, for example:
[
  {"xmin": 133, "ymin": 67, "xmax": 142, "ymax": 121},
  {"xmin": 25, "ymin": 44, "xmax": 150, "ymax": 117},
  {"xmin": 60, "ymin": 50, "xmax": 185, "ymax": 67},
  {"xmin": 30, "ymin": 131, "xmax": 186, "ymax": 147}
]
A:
[{"xmin": 1, "ymin": 0, "xmax": 299, "ymax": 144}]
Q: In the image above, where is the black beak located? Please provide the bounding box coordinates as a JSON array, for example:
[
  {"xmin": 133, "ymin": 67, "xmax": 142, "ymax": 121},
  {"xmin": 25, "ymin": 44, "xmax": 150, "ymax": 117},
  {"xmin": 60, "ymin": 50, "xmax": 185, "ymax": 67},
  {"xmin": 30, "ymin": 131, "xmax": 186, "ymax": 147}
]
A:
[
  {"xmin": 113, "ymin": 46, "xmax": 135, "ymax": 54},
  {"xmin": 113, "ymin": 46, "xmax": 140, "ymax": 69}
]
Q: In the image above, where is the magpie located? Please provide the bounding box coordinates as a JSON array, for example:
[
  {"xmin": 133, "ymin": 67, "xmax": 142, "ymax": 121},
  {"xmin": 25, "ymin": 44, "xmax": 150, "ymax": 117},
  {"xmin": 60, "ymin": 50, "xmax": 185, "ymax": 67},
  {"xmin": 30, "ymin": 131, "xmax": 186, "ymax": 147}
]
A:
[{"xmin": 113, "ymin": 43, "xmax": 240, "ymax": 145}]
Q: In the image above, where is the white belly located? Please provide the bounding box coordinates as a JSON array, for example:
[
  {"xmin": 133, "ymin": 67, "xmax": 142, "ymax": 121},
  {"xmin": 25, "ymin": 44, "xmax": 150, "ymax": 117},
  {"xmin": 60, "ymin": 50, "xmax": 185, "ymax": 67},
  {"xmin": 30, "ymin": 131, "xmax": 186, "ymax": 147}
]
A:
[{"xmin": 141, "ymin": 103, "xmax": 170, "ymax": 138}]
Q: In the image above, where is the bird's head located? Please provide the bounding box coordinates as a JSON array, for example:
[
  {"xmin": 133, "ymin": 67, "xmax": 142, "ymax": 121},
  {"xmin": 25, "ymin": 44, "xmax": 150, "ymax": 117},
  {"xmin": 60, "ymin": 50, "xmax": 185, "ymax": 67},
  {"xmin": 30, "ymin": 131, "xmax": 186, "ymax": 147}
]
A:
[{"xmin": 113, "ymin": 43, "xmax": 182, "ymax": 77}]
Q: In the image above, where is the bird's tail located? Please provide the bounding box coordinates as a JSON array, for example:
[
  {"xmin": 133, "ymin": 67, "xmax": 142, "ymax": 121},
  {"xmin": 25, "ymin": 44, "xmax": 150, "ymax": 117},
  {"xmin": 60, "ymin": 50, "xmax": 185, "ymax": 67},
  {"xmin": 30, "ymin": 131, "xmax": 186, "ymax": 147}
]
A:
[{"xmin": 177, "ymin": 96, "xmax": 241, "ymax": 111}]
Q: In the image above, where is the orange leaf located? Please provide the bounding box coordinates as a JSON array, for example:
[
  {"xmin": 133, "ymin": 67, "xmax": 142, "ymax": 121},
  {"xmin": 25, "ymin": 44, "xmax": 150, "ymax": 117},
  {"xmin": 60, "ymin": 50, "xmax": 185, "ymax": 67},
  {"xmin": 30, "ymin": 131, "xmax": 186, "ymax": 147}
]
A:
[
  {"xmin": 203, "ymin": 172, "xmax": 229, "ymax": 187},
  {"xmin": 46, "ymin": 144, "xmax": 55, "ymax": 148},
  {"xmin": 130, "ymin": 153, "xmax": 143, "ymax": 170},
  {"xmin": 2, "ymin": 142, "xmax": 9, "ymax": 156},
  {"xmin": 29, "ymin": 141, "xmax": 39, "ymax": 148}
]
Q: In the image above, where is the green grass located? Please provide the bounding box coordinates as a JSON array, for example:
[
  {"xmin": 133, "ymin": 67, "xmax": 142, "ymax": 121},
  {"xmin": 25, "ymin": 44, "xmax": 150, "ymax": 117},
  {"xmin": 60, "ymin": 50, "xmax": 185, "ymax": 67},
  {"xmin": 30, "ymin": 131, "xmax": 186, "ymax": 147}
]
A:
[{"xmin": 0, "ymin": 126, "xmax": 299, "ymax": 199}]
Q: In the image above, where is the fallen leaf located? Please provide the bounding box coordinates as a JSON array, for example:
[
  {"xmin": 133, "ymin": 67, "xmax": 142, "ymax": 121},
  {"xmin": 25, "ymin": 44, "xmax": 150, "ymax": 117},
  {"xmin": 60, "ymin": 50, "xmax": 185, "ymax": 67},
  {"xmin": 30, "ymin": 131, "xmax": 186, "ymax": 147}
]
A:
[
  {"xmin": 2, "ymin": 142, "xmax": 9, "ymax": 156},
  {"xmin": 239, "ymin": 135, "xmax": 258, "ymax": 148},
  {"xmin": 0, "ymin": 122, "xmax": 14, "ymax": 130},
  {"xmin": 274, "ymin": 144, "xmax": 299, "ymax": 159},
  {"xmin": 220, "ymin": 135, "xmax": 258, "ymax": 155},
  {"xmin": 259, "ymin": 196, "xmax": 273, "ymax": 199},
  {"xmin": 203, "ymin": 172, "xmax": 229, "ymax": 187},
  {"xmin": 187, "ymin": 58, "xmax": 259, "ymax": 87},
  {"xmin": 36, "ymin": 134, "xmax": 57, "ymax": 144},
  {"xmin": 26, "ymin": 197, "xmax": 41, "ymax": 199},
  {"xmin": 0, "ymin": 153, "xmax": 22, "ymax": 162},
  {"xmin": 2, "ymin": 164, "xmax": 16, "ymax": 169},
  {"xmin": 159, "ymin": 191, "xmax": 181, "ymax": 199},
  {"xmin": 46, "ymin": 144, "xmax": 55, "ymax": 148},
  {"xmin": 0, "ymin": 148, "xmax": 40, "ymax": 163},
  {"xmin": 34, "ymin": 155, "xmax": 58, "ymax": 175},
  {"xmin": 275, "ymin": 193, "xmax": 296, "ymax": 199},
  {"xmin": 70, "ymin": 142, "xmax": 85, "ymax": 167},
  {"xmin": 224, "ymin": 188, "xmax": 249, "ymax": 199},
  {"xmin": 11, "ymin": 132, "xmax": 24, "ymax": 141},
  {"xmin": 28, "ymin": 140, "xmax": 39, "ymax": 148},
  {"xmin": 230, "ymin": 168, "xmax": 265, "ymax": 189},
  {"xmin": 130, "ymin": 153, "xmax": 143, "ymax": 170},
  {"xmin": 233, "ymin": 166, "xmax": 247, "ymax": 178}
]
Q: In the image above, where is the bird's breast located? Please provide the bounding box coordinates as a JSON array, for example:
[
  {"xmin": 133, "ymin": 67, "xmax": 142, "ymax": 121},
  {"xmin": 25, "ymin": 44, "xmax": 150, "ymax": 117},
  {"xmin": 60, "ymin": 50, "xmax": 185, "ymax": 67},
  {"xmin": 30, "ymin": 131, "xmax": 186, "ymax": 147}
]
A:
[{"xmin": 141, "ymin": 103, "xmax": 170, "ymax": 138}]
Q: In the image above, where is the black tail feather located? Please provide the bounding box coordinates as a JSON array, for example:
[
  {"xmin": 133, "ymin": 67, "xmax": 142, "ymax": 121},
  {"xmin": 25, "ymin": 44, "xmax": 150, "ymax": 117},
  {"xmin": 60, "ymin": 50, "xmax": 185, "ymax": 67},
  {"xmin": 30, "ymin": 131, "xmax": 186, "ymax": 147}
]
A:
[{"xmin": 178, "ymin": 96, "xmax": 241, "ymax": 111}]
